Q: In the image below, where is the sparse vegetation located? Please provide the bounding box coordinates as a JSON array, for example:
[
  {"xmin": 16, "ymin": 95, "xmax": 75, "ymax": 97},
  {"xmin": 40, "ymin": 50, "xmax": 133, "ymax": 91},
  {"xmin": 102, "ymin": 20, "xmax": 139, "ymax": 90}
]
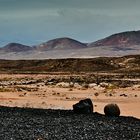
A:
[
  {"xmin": 94, "ymin": 92, "xmax": 99, "ymax": 97},
  {"xmin": 0, "ymin": 55, "xmax": 140, "ymax": 74},
  {"xmin": 14, "ymin": 86, "xmax": 38, "ymax": 92},
  {"xmin": 0, "ymin": 87, "xmax": 12, "ymax": 92},
  {"xmin": 0, "ymin": 56, "xmax": 140, "ymax": 88},
  {"xmin": 69, "ymin": 88, "xmax": 73, "ymax": 91}
]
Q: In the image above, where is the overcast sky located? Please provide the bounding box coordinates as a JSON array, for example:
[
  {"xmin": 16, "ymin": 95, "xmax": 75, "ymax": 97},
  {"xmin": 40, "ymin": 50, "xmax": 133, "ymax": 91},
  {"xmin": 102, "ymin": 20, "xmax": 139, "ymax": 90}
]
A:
[{"xmin": 1, "ymin": 0, "xmax": 140, "ymax": 46}]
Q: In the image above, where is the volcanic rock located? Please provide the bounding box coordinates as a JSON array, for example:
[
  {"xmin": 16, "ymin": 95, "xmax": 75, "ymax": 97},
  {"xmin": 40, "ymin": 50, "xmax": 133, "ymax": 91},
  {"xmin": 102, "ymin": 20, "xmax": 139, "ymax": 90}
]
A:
[
  {"xmin": 104, "ymin": 103, "xmax": 120, "ymax": 117},
  {"xmin": 73, "ymin": 98, "xmax": 93, "ymax": 114}
]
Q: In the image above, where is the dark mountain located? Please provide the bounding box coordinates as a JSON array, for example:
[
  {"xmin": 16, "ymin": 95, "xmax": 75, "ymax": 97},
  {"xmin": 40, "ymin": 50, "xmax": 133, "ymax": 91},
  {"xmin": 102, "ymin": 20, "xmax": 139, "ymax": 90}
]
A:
[
  {"xmin": 34, "ymin": 37, "xmax": 87, "ymax": 51},
  {"xmin": 0, "ymin": 43, "xmax": 32, "ymax": 52},
  {"xmin": 88, "ymin": 31, "xmax": 140, "ymax": 47}
]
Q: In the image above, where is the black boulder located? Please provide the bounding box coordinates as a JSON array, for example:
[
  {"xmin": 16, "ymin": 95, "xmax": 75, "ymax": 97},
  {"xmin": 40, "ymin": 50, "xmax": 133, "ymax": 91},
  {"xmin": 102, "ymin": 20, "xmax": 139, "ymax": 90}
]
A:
[{"xmin": 73, "ymin": 98, "xmax": 93, "ymax": 114}]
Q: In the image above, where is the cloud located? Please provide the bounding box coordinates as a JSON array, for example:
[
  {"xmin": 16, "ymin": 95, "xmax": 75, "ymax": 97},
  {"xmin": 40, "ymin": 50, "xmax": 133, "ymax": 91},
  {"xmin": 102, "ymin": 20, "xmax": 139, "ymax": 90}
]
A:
[
  {"xmin": 0, "ymin": 9, "xmax": 60, "ymax": 20},
  {"xmin": 1, "ymin": 0, "xmax": 140, "ymax": 46}
]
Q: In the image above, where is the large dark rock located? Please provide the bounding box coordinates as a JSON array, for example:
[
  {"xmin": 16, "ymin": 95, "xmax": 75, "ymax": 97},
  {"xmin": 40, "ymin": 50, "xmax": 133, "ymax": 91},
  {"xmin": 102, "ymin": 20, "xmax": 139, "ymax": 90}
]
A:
[
  {"xmin": 73, "ymin": 98, "xmax": 93, "ymax": 114},
  {"xmin": 104, "ymin": 103, "xmax": 120, "ymax": 117}
]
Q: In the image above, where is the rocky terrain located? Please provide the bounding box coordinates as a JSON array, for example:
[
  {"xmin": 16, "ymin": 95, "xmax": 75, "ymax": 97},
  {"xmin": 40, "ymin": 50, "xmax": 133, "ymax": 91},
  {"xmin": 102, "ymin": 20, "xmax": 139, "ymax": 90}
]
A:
[
  {"xmin": 0, "ymin": 71, "xmax": 140, "ymax": 139},
  {"xmin": 0, "ymin": 55, "xmax": 140, "ymax": 74},
  {"xmin": 0, "ymin": 106, "xmax": 139, "ymax": 140},
  {"xmin": 0, "ymin": 73, "xmax": 140, "ymax": 118}
]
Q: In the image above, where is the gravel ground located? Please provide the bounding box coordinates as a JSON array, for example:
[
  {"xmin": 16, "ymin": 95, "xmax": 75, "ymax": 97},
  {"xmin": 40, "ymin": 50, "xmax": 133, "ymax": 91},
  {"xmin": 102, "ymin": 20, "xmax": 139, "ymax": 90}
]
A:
[{"xmin": 0, "ymin": 106, "xmax": 140, "ymax": 140}]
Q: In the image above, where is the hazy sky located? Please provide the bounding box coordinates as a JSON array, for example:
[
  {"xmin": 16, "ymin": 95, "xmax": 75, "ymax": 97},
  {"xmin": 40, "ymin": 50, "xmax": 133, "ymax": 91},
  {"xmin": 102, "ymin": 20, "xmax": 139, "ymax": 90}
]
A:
[{"xmin": 1, "ymin": 0, "xmax": 140, "ymax": 46}]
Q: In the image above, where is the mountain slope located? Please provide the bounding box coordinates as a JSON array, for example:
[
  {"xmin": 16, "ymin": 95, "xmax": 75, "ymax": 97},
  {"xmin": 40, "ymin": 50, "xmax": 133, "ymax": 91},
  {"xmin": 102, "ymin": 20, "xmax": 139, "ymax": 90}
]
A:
[
  {"xmin": 88, "ymin": 31, "xmax": 140, "ymax": 47},
  {"xmin": 35, "ymin": 37, "xmax": 87, "ymax": 51}
]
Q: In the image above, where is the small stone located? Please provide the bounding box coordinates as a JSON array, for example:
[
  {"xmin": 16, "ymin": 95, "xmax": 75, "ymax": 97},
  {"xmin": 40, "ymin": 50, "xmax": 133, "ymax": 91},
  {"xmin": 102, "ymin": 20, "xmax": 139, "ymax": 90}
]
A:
[{"xmin": 94, "ymin": 92, "xmax": 99, "ymax": 97}]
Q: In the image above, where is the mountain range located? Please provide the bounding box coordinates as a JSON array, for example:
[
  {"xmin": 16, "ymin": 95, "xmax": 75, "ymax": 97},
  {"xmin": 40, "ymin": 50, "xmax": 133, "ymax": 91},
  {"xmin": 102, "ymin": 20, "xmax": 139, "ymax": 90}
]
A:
[{"xmin": 0, "ymin": 30, "xmax": 140, "ymax": 59}]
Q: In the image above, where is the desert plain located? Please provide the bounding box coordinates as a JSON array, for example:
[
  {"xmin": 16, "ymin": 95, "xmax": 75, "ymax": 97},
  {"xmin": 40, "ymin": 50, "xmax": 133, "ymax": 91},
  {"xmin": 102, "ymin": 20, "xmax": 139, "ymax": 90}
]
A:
[{"xmin": 0, "ymin": 73, "xmax": 139, "ymax": 119}]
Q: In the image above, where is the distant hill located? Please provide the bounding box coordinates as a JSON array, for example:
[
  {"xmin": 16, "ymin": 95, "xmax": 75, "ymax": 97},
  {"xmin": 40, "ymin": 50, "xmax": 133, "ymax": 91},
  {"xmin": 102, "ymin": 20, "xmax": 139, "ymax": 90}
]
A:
[
  {"xmin": 0, "ymin": 43, "xmax": 32, "ymax": 52},
  {"xmin": 88, "ymin": 31, "xmax": 140, "ymax": 47},
  {"xmin": 0, "ymin": 30, "xmax": 140, "ymax": 59},
  {"xmin": 34, "ymin": 37, "xmax": 87, "ymax": 51}
]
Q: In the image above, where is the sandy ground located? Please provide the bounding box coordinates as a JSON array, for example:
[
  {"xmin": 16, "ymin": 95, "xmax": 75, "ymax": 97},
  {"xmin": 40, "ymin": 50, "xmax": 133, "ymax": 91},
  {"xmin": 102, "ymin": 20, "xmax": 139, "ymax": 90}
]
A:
[{"xmin": 0, "ymin": 74, "xmax": 140, "ymax": 119}]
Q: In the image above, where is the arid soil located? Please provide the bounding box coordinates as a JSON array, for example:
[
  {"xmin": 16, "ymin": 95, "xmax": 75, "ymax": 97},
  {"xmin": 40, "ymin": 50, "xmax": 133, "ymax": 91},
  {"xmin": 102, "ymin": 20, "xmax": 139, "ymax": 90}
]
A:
[{"xmin": 0, "ymin": 74, "xmax": 140, "ymax": 119}]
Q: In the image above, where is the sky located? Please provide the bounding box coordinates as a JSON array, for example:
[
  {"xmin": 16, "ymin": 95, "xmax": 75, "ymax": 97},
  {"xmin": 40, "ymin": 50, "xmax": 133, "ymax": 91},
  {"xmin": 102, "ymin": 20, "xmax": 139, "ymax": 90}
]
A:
[{"xmin": 1, "ymin": 0, "xmax": 140, "ymax": 47}]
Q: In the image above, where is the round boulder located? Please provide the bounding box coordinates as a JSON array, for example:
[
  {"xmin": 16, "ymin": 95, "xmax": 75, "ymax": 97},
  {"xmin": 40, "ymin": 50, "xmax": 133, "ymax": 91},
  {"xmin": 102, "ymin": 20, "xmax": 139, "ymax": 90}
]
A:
[{"xmin": 104, "ymin": 103, "xmax": 120, "ymax": 117}]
